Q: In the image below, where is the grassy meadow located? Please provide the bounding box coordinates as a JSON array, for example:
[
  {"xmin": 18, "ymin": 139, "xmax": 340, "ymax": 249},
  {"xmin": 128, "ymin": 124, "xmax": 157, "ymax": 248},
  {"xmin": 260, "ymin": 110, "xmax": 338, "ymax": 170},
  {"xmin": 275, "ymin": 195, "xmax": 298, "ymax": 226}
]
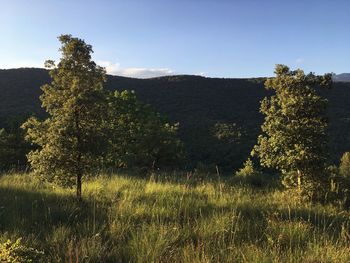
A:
[{"xmin": 0, "ymin": 172, "xmax": 350, "ymax": 262}]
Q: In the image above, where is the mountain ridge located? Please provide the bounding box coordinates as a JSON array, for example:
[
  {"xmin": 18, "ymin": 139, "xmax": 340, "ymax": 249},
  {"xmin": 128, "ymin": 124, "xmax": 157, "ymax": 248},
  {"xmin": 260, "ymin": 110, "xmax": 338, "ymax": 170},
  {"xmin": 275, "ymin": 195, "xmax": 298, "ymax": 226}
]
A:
[
  {"xmin": 333, "ymin": 73, "xmax": 350, "ymax": 82},
  {"xmin": 1, "ymin": 68, "xmax": 350, "ymax": 167}
]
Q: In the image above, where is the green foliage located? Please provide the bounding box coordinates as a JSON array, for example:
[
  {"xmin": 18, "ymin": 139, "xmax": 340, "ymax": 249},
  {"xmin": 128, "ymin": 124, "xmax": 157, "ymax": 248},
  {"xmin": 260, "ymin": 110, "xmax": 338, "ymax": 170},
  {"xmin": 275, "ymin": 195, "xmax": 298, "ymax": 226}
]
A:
[
  {"xmin": 253, "ymin": 64, "xmax": 332, "ymax": 198},
  {"xmin": 105, "ymin": 90, "xmax": 184, "ymax": 170},
  {"xmin": 235, "ymin": 158, "xmax": 256, "ymax": 177},
  {"xmin": 0, "ymin": 238, "xmax": 45, "ymax": 263},
  {"xmin": 22, "ymin": 35, "xmax": 107, "ymax": 198}
]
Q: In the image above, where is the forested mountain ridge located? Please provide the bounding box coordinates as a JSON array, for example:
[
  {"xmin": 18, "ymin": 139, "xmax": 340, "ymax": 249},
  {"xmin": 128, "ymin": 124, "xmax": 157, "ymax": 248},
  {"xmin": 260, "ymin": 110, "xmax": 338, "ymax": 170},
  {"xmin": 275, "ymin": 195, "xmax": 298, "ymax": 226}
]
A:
[
  {"xmin": 1, "ymin": 68, "xmax": 350, "ymax": 168},
  {"xmin": 0, "ymin": 68, "xmax": 266, "ymax": 124}
]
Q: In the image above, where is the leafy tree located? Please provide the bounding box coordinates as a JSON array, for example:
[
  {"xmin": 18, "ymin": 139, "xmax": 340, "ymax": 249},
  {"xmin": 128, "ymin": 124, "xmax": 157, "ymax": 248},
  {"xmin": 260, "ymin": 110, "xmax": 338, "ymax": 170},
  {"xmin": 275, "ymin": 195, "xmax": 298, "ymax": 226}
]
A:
[
  {"xmin": 105, "ymin": 90, "xmax": 184, "ymax": 171},
  {"xmin": 252, "ymin": 65, "xmax": 332, "ymax": 198},
  {"xmin": 22, "ymin": 35, "xmax": 107, "ymax": 199}
]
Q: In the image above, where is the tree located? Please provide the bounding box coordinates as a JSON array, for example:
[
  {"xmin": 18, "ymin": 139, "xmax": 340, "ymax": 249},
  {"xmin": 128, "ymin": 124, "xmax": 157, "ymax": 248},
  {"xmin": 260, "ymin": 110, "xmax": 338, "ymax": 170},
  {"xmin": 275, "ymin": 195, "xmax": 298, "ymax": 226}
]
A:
[
  {"xmin": 105, "ymin": 90, "xmax": 184, "ymax": 171},
  {"xmin": 252, "ymin": 64, "xmax": 332, "ymax": 197},
  {"xmin": 22, "ymin": 35, "xmax": 107, "ymax": 199}
]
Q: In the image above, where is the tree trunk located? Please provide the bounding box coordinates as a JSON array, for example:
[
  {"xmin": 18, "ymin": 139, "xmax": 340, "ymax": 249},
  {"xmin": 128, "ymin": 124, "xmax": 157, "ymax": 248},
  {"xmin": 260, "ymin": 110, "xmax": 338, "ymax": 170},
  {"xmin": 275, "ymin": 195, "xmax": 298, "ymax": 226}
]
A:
[
  {"xmin": 76, "ymin": 172, "xmax": 82, "ymax": 201},
  {"xmin": 297, "ymin": 169, "xmax": 302, "ymax": 192},
  {"xmin": 74, "ymin": 109, "xmax": 83, "ymax": 201}
]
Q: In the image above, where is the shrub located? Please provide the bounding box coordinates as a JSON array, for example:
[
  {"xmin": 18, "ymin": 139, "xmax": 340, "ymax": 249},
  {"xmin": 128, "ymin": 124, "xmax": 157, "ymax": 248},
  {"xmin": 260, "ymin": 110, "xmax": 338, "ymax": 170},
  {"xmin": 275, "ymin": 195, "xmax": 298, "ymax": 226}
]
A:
[
  {"xmin": 236, "ymin": 158, "xmax": 256, "ymax": 177},
  {"xmin": 0, "ymin": 238, "xmax": 45, "ymax": 263},
  {"xmin": 235, "ymin": 158, "xmax": 268, "ymax": 187}
]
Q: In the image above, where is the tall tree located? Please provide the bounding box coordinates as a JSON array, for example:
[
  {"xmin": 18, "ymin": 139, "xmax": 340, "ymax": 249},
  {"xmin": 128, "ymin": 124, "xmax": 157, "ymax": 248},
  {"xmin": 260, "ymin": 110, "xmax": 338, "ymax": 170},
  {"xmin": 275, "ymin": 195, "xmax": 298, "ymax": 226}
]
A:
[
  {"xmin": 22, "ymin": 35, "xmax": 107, "ymax": 199},
  {"xmin": 252, "ymin": 65, "xmax": 332, "ymax": 198}
]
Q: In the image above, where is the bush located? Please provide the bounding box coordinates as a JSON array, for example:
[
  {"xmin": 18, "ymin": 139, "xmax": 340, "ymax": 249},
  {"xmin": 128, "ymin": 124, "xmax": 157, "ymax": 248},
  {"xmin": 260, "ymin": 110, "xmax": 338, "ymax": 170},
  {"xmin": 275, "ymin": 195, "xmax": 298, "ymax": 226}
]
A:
[
  {"xmin": 235, "ymin": 158, "xmax": 269, "ymax": 187},
  {"xmin": 235, "ymin": 158, "xmax": 256, "ymax": 177},
  {"xmin": 0, "ymin": 238, "xmax": 45, "ymax": 263}
]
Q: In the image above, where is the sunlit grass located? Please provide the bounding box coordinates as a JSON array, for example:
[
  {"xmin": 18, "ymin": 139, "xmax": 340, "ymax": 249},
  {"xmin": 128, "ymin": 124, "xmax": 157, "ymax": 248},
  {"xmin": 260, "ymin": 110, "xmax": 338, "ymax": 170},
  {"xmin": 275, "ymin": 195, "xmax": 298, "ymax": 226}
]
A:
[{"xmin": 0, "ymin": 172, "xmax": 349, "ymax": 262}]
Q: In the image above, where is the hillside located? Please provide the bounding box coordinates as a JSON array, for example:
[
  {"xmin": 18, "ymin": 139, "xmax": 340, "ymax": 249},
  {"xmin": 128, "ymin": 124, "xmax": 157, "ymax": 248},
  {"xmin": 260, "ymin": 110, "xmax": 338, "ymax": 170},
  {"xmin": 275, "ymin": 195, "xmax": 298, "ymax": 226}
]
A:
[
  {"xmin": 1, "ymin": 68, "xmax": 350, "ymax": 167},
  {"xmin": 0, "ymin": 68, "xmax": 266, "ymax": 125}
]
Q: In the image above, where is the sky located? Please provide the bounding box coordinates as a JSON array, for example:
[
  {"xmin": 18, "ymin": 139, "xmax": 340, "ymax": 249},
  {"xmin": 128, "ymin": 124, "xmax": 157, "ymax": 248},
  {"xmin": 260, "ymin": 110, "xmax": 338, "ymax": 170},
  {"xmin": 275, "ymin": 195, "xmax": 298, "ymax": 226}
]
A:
[{"xmin": 1, "ymin": 0, "xmax": 349, "ymax": 78}]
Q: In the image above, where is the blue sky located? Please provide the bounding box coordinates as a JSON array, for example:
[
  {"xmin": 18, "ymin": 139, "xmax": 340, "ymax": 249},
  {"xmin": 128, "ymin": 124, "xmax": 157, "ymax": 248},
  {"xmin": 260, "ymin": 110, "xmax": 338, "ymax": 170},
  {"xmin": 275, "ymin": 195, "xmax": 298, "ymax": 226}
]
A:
[{"xmin": 1, "ymin": 0, "xmax": 349, "ymax": 78}]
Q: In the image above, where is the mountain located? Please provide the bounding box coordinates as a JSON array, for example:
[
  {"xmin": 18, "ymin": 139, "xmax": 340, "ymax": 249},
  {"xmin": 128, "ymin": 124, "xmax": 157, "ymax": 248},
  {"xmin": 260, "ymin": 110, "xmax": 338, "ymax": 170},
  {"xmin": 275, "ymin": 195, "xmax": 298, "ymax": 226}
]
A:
[
  {"xmin": 333, "ymin": 73, "xmax": 350, "ymax": 82},
  {"xmin": 1, "ymin": 68, "xmax": 350, "ymax": 168}
]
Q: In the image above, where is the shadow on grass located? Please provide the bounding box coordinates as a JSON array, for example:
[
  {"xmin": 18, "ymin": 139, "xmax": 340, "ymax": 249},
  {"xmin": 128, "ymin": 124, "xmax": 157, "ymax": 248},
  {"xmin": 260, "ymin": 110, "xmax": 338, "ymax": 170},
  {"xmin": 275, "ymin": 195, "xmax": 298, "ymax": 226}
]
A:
[
  {"xmin": 0, "ymin": 179, "xmax": 348, "ymax": 253},
  {"xmin": 0, "ymin": 186, "xmax": 110, "ymax": 238},
  {"xmin": 276, "ymin": 206, "xmax": 350, "ymax": 239},
  {"xmin": 235, "ymin": 202, "xmax": 350, "ymax": 243}
]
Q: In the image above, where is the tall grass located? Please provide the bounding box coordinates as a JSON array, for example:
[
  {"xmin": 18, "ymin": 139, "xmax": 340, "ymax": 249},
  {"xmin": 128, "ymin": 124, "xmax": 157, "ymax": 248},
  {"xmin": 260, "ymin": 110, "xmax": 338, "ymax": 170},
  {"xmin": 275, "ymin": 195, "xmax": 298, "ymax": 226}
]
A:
[{"xmin": 0, "ymin": 172, "xmax": 349, "ymax": 262}]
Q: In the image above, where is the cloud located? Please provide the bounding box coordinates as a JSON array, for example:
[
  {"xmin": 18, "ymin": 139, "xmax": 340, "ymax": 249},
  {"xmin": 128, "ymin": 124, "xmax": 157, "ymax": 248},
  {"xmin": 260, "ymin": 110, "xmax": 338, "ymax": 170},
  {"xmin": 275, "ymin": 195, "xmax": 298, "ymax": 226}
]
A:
[
  {"xmin": 1, "ymin": 60, "xmax": 175, "ymax": 79},
  {"xmin": 196, "ymin": 72, "xmax": 207, "ymax": 77},
  {"xmin": 295, "ymin": 58, "xmax": 304, "ymax": 64},
  {"xmin": 0, "ymin": 60, "xmax": 44, "ymax": 69},
  {"xmin": 97, "ymin": 61, "xmax": 174, "ymax": 78}
]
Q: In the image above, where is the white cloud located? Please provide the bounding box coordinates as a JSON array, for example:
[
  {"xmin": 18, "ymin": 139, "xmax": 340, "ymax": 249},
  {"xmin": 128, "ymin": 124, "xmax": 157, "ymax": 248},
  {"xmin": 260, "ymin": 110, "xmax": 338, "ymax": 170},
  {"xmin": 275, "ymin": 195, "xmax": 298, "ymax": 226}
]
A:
[
  {"xmin": 295, "ymin": 58, "xmax": 304, "ymax": 64},
  {"xmin": 0, "ymin": 60, "xmax": 44, "ymax": 69},
  {"xmin": 196, "ymin": 72, "xmax": 207, "ymax": 77},
  {"xmin": 1, "ymin": 60, "xmax": 175, "ymax": 79},
  {"xmin": 97, "ymin": 60, "xmax": 174, "ymax": 78}
]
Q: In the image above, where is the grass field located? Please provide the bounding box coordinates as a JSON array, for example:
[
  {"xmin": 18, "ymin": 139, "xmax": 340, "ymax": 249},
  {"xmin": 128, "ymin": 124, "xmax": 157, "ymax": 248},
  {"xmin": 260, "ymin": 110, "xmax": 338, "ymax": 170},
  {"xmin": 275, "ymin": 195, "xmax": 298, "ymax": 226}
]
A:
[{"xmin": 0, "ymin": 172, "xmax": 349, "ymax": 262}]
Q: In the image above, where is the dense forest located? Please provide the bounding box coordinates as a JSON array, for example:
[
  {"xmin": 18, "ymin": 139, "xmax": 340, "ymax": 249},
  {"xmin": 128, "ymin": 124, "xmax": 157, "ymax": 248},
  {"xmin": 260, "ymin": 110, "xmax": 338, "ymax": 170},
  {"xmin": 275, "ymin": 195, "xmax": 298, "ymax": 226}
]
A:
[{"xmin": 1, "ymin": 68, "xmax": 350, "ymax": 170}]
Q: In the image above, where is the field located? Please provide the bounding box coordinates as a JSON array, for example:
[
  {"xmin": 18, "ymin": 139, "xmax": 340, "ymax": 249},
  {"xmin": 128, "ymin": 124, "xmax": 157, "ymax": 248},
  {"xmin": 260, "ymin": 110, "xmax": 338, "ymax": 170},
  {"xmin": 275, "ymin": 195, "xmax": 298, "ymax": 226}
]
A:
[{"xmin": 0, "ymin": 172, "xmax": 350, "ymax": 262}]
